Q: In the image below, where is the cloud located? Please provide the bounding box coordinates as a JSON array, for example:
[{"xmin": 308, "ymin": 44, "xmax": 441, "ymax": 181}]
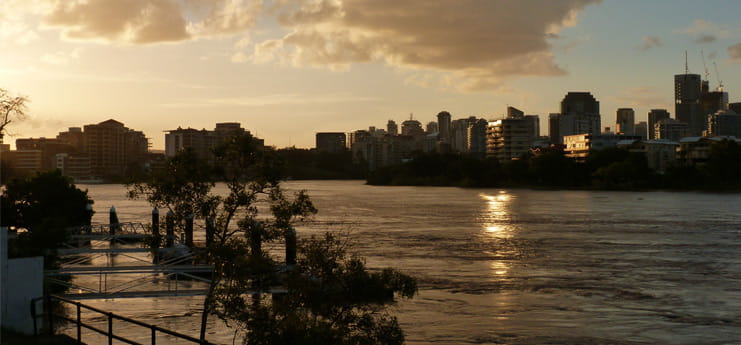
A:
[
  {"xmin": 41, "ymin": 48, "xmax": 81, "ymax": 65},
  {"xmin": 186, "ymin": 0, "xmax": 263, "ymax": 37},
  {"xmin": 0, "ymin": 0, "xmax": 45, "ymax": 46},
  {"xmin": 729, "ymin": 43, "xmax": 741, "ymax": 63},
  {"xmin": 9, "ymin": 0, "xmax": 601, "ymax": 90},
  {"xmin": 678, "ymin": 19, "xmax": 740, "ymax": 44},
  {"xmin": 34, "ymin": 0, "xmax": 263, "ymax": 44},
  {"xmin": 231, "ymin": 51, "xmax": 249, "ymax": 63},
  {"xmin": 249, "ymin": 0, "xmax": 600, "ymax": 91},
  {"xmin": 639, "ymin": 36, "xmax": 662, "ymax": 50},
  {"xmin": 695, "ymin": 34, "xmax": 716, "ymax": 44},
  {"xmin": 44, "ymin": 0, "xmax": 190, "ymax": 44}
]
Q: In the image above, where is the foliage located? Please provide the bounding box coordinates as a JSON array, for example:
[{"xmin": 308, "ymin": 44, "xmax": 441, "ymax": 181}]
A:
[
  {"xmin": 702, "ymin": 139, "xmax": 741, "ymax": 190},
  {"xmin": 367, "ymin": 153, "xmax": 503, "ymax": 187},
  {"xmin": 528, "ymin": 148, "xmax": 583, "ymax": 187},
  {"xmin": 213, "ymin": 233, "xmax": 417, "ymax": 345},
  {"xmin": 1, "ymin": 170, "xmax": 93, "ymax": 268},
  {"xmin": 367, "ymin": 142, "xmax": 741, "ymax": 191},
  {"xmin": 127, "ymin": 148, "xmax": 215, "ymax": 229},
  {"xmin": 587, "ymin": 148, "xmax": 655, "ymax": 190},
  {"xmin": 129, "ymin": 132, "xmax": 416, "ymax": 344},
  {"xmin": 276, "ymin": 148, "xmax": 364, "ymax": 179}
]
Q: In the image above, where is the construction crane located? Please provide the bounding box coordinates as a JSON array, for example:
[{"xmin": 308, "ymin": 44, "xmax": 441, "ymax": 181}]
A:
[
  {"xmin": 701, "ymin": 50, "xmax": 710, "ymax": 82},
  {"xmin": 713, "ymin": 61, "xmax": 724, "ymax": 91}
]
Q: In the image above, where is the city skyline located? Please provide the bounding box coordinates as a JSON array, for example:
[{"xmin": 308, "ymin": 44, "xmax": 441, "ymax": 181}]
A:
[{"xmin": 1, "ymin": 0, "xmax": 740, "ymax": 150}]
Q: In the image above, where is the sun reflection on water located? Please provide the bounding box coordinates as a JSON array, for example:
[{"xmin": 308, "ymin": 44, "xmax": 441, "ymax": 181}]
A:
[
  {"xmin": 479, "ymin": 191, "xmax": 516, "ymax": 278},
  {"xmin": 480, "ymin": 191, "xmax": 514, "ymax": 238}
]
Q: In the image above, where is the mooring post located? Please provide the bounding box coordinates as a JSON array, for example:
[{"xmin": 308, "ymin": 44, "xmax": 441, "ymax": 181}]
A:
[
  {"xmin": 151, "ymin": 208, "xmax": 160, "ymax": 238},
  {"xmin": 152, "ymin": 208, "xmax": 160, "ymax": 263},
  {"xmin": 82, "ymin": 202, "xmax": 93, "ymax": 246},
  {"xmin": 249, "ymin": 221, "xmax": 262, "ymax": 257},
  {"xmin": 165, "ymin": 210, "xmax": 174, "ymax": 247},
  {"xmin": 250, "ymin": 221, "xmax": 263, "ymax": 308},
  {"xmin": 76, "ymin": 302, "xmax": 81, "ymax": 343},
  {"xmin": 285, "ymin": 226, "xmax": 297, "ymax": 267},
  {"xmin": 205, "ymin": 217, "xmax": 215, "ymax": 247},
  {"xmin": 185, "ymin": 214, "xmax": 194, "ymax": 248},
  {"xmin": 109, "ymin": 206, "xmax": 119, "ymax": 245}
]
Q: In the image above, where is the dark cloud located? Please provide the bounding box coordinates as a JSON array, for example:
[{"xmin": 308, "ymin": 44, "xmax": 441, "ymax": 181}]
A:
[
  {"xmin": 729, "ymin": 43, "xmax": 741, "ymax": 63},
  {"xmin": 695, "ymin": 34, "xmax": 716, "ymax": 44},
  {"xmin": 252, "ymin": 0, "xmax": 601, "ymax": 90}
]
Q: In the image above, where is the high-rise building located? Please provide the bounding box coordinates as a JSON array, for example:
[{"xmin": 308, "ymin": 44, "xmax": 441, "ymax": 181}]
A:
[
  {"xmin": 486, "ymin": 108, "xmax": 539, "ymax": 161},
  {"xmin": 707, "ymin": 109, "xmax": 741, "ymax": 138},
  {"xmin": 386, "ymin": 120, "xmax": 398, "ymax": 136},
  {"xmin": 674, "ymin": 73, "xmax": 704, "ymax": 136},
  {"xmin": 83, "ymin": 119, "xmax": 148, "ymax": 177},
  {"xmin": 616, "ymin": 108, "xmax": 635, "ymax": 135},
  {"xmin": 55, "ymin": 153, "xmax": 92, "ymax": 180},
  {"xmin": 549, "ymin": 92, "xmax": 601, "ymax": 144},
  {"xmin": 564, "ymin": 133, "xmax": 642, "ymax": 161},
  {"xmin": 165, "ymin": 127, "xmax": 211, "ymax": 158},
  {"xmin": 701, "ymin": 90, "xmax": 729, "ymax": 115},
  {"xmin": 437, "ymin": 111, "xmax": 452, "ymax": 143},
  {"xmin": 56, "ymin": 127, "xmax": 84, "ymax": 151},
  {"xmin": 15, "ymin": 137, "xmax": 75, "ymax": 171},
  {"xmin": 350, "ymin": 134, "xmax": 415, "ymax": 171},
  {"xmin": 214, "ymin": 122, "xmax": 244, "ymax": 135},
  {"xmin": 507, "ymin": 106, "xmax": 524, "ymax": 118},
  {"xmin": 426, "ymin": 121, "xmax": 439, "ymax": 134},
  {"xmin": 655, "ymin": 118, "xmax": 689, "ymax": 142},
  {"xmin": 548, "ymin": 113, "xmax": 561, "ymax": 144},
  {"xmin": 165, "ymin": 122, "xmax": 255, "ymax": 163},
  {"xmin": 561, "ymin": 92, "xmax": 600, "ymax": 117},
  {"xmin": 401, "ymin": 115, "xmax": 424, "ymax": 137},
  {"xmin": 729, "ymin": 102, "xmax": 741, "ymax": 114},
  {"xmin": 647, "ymin": 109, "xmax": 671, "ymax": 140},
  {"xmin": 315, "ymin": 132, "xmax": 347, "ymax": 153},
  {"xmin": 348, "ymin": 130, "xmax": 370, "ymax": 149},
  {"xmin": 449, "ymin": 117, "xmax": 478, "ymax": 153},
  {"xmin": 634, "ymin": 121, "xmax": 648, "ymax": 140},
  {"xmin": 467, "ymin": 118, "xmax": 488, "ymax": 159}
]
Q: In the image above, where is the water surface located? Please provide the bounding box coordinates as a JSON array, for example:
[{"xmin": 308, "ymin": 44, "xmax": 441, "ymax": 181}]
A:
[{"xmin": 67, "ymin": 181, "xmax": 741, "ymax": 344}]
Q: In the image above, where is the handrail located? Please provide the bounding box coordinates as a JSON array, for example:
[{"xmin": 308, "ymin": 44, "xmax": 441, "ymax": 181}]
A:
[{"xmin": 31, "ymin": 295, "xmax": 217, "ymax": 345}]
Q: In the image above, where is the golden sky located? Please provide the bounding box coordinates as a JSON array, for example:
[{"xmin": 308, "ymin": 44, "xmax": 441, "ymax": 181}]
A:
[{"xmin": 2, "ymin": 0, "xmax": 740, "ymax": 149}]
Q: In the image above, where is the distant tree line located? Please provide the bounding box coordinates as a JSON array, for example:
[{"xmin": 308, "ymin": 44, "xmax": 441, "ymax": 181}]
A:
[
  {"xmin": 275, "ymin": 148, "xmax": 364, "ymax": 180},
  {"xmin": 367, "ymin": 139, "xmax": 741, "ymax": 191}
]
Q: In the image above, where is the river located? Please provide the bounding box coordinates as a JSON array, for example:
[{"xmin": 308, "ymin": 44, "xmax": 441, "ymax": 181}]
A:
[{"xmin": 62, "ymin": 180, "xmax": 741, "ymax": 345}]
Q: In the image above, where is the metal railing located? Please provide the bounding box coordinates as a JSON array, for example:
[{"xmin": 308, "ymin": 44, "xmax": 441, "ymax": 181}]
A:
[{"xmin": 31, "ymin": 295, "xmax": 217, "ymax": 345}]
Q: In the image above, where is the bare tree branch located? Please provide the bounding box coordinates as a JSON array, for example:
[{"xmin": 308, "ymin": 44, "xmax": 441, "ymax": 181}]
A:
[{"xmin": 0, "ymin": 88, "xmax": 29, "ymax": 138}]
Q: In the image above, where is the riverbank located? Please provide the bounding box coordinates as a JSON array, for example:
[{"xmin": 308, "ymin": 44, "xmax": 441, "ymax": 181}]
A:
[{"xmin": 365, "ymin": 149, "xmax": 741, "ymax": 192}]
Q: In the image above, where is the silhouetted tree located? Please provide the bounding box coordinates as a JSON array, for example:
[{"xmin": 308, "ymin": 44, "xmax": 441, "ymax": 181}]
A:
[
  {"xmin": 129, "ymin": 133, "xmax": 416, "ymax": 344},
  {"xmin": 0, "ymin": 88, "xmax": 28, "ymax": 138},
  {"xmin": 1, "ymin": 170, "xmax": 93, "ymax": 269},
  {"xmin": 213, "ymin": 233, "xmax": 417, "ymax": 345},
  {"xmin": 530, "ymin": 149, "xmax": 582, "ymax": 187},
  {"xmin": 703, "ymin": 139, "xmax": 741, "ymax": 189}
]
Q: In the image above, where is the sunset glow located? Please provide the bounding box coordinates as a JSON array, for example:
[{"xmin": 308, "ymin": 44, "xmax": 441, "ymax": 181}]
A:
[{"xmin": 1, "ymin": 0, "xmax": 739, "ymax": 149}]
